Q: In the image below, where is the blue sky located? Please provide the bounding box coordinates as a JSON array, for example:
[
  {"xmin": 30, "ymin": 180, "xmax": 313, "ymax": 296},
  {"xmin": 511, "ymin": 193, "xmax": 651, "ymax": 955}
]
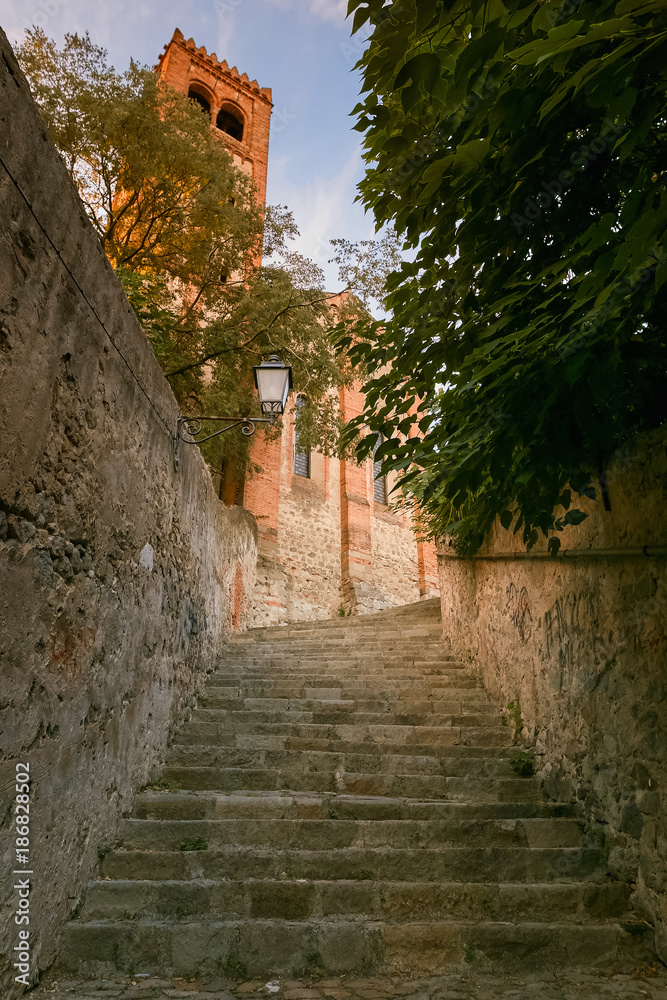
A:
[{"xmin": 1, "ymin": 0, "xmax": 373, "ymax": 290}]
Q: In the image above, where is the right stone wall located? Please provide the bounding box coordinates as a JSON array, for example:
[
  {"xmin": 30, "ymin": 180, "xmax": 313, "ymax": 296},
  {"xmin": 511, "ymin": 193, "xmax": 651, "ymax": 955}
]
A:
[{"xmin": 438, "ymin": 429, "xmax": 667, "ymax": 960}]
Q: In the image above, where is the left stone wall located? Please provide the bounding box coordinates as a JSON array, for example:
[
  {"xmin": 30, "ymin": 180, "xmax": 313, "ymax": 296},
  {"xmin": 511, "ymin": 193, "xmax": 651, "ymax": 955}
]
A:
[{"xmin": 0, "ymin": 31, "xmax": 257, "ymax": 997}]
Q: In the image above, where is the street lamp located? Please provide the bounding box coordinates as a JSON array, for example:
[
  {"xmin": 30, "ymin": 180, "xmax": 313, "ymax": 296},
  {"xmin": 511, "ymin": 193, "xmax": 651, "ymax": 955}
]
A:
[
  {"xmin": 173, "ymin": 354, "xmax": 293, "ymax": 466},
  {"xmin": 253, "ymin": 354, "xmax": 293, "ymax": 415}
]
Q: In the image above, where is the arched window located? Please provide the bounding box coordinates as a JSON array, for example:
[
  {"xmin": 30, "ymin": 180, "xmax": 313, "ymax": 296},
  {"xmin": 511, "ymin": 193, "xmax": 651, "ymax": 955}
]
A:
[
  {"xmin": 188, "ymin": 86, "xmax": 211, "ymax": 117},
  {"xmin": 373, "ymin": 435, "xmax": 387, "ymax": 504},
  {"xmin": 293, "ymin": 396, "xmax": 310, "ymax": 478},
  {"xmin": 216, "ymin": 107, "xmax": 244, "ymax": 141}
]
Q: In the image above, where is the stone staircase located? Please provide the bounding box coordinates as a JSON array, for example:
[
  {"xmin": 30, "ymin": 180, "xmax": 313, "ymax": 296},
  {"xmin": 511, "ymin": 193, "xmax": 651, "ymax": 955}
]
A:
[{"xmin": 61, "ymin": 599, "xmax": 652, "ymax": 979}]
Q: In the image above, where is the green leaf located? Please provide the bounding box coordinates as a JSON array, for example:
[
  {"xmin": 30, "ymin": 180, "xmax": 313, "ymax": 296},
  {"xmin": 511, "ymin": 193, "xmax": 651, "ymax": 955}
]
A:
[
  {"xmin": 340, "ymin": 0, "xmax": 667, "ymax": 555},
  {"xmin": 395, "ymin": 53, "xmax": 442, "ymax": 92}
]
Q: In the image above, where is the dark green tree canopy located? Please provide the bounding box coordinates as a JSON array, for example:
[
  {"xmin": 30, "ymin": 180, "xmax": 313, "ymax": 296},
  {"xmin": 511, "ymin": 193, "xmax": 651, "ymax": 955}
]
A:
[{"xmin": 342, "ymin": 0, "xmax": 667, "ymax": 553}]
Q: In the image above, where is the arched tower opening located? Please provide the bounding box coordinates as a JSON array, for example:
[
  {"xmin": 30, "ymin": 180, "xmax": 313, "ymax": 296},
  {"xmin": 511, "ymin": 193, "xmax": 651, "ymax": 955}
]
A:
[
  {"xmin": 188, "ymin": 84, "xmax": 212, "ymax": 117},
  {"xmin": 216, "ymin": 105, "xmax": 244, "ymax": 141}
]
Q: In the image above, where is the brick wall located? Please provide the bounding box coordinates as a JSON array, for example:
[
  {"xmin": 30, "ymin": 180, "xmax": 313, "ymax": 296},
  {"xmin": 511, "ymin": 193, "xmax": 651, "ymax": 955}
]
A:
[{"xmin": 156, "ymin": 28, "xmax": 272, "ymax": 214}]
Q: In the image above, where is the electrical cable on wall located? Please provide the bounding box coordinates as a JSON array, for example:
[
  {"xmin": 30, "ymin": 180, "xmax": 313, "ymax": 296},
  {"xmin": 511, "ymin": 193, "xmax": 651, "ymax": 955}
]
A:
[{"xmin": 0, "ymin": 152, "xmax": 172, "ymax": 437}]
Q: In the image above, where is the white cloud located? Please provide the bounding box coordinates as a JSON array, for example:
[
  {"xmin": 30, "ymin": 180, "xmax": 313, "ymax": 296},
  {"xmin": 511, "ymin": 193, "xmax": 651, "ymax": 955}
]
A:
[
  {"xmin": 265, "ymin": 0, "xmax": 348, "ymax": 25},
  {"xmin": 211, "ymin": 0, "xmax": 242, "ymax": 53},
  {"xmin": 308, "ymin": 0, "xmax": 348, "ymax": 22},
  {"xmin": 268, "ymin": 143, "xmax": 374, "ymax": 290}
]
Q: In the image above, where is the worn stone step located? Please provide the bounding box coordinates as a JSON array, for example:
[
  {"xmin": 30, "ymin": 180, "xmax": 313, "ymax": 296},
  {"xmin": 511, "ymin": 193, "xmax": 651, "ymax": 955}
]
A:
[
  {"xmin": 164, "ymin": 747, "xmax": 518, "ymax": 779},
  {"xmin": 206, "ymin": 676, "xmax": 487, "ymax": 691},
  {"xmin": 133, "ymin": 791, "xmax": 576, "ymax": 822},
  {"xmin": 239, "ymin": 619, "xmax": 443, "ymax": 636},
  {"xmin": 116, "ymin": 817, "xmax": 583, "ymax": 852},
  {"xmin": 226, "ymin": 640, "xmax": 448, "ymax": 653},
  {"xmin": 172, "ymin": 734, "xmax": 520, "ymax": 764},
  {"xmin": 230, "ymin": 629, "xmax": 444, "ymax": 645},
  {"xmin": 231, "ymin": 630, "xmax": 445, "ymax": 645},
  {"xmin": 237, "ymin": 600, "xmax": 441, "ymax": 633},
  {"xmin": 79, "ymin": 877, "xmax": 631, "ymax": 925},
  {"xmin": 196, "ymin": 696, "xmax": 500, "ymax": 723},
  {"xmin": 99, "ymin": 845, "xmax": 603, "ymax": 883},
  {"xmin": 60, "ymin": 916, "xmax": 652, "ymax": 979},
  {"xmin": 217, "ymin": 651, "xmax": 462, "ymax": 679},
  {"xmin": 195, "ymin": 694, "xmax": 495, "ymax": 716},
  {"xmin": 213, "ymin": 666, "xmax": 467, "ymax": 680},
  {"xmin": 158, "ymin": 767, "xmax": 534, "ymax": 799},
  {"xmin": 204, "ymin": 683, "xmax": 489, "ymax": 699},
  {"xmin": 173, "ymin": 709, "xmax": 518, "ymax": 757},
  {"xmin": 63, "ymin": 595, "xmax": 647, "ymax": 981},
  {"xmin": 219, "ymin": 644, "xmax": 454, "ymax": 656},
  {"xmin": 210, "ymin": 672, "xmax": 482, "ymax": 688},
  {"xmin": 189, "ymin": 710, "xmax": 511, "ymax": 738},
  {"xmin": 223, "ymin": 640, "xmax": 451, "ymax": 651}
]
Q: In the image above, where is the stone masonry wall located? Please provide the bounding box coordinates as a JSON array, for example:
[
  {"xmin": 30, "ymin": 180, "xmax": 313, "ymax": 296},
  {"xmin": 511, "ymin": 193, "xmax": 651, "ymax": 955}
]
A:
[
  {"xmin": 249, "ymin": 383, "xmax": 439, "ymax": 625},
  {"xmin": 0, "ymin": 32, "xmax": 257, "ymax": 998},
  {"xmin": 370, "ymin": 505, "xmax": 421, "ymax": 611},
  {"xmin": 438, "ymin": 429, "xmax": 667, "ymax": 962},
  {"xmin": 279, "ymin": 472, "xmax": 342, "ymax": 623}
]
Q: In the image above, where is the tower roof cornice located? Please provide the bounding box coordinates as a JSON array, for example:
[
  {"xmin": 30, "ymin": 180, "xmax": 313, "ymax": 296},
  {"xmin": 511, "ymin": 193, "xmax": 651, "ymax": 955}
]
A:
[{"xmin": 155, "ymin": 27, "xmax": 273, "ymax": 105}]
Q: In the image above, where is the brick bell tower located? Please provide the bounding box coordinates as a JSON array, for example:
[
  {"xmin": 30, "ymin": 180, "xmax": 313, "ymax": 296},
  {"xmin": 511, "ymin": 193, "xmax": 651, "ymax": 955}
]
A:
[{"xmin": 155, "ymin": 28, "xmax": 273, "ymax": 212}]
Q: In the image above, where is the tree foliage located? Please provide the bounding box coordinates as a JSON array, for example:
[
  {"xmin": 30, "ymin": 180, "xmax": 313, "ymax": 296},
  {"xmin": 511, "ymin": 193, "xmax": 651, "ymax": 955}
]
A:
[
  {"xmin": 342, "ymin": 0, "xmax": 667, "ymax": 553},
  {"xmin": 329, "ymin": 228, "xmax": 403, "ymax": 310},
  {"xmin": 18, "ymin": 29, "xmax": 354, "ymax": 485}
]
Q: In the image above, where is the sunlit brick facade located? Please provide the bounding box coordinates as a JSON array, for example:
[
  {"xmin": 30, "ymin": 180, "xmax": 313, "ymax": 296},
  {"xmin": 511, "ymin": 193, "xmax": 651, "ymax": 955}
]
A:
[{"xmin": 156, "ymin": 28, "xmax": 272, "ymax": 213}]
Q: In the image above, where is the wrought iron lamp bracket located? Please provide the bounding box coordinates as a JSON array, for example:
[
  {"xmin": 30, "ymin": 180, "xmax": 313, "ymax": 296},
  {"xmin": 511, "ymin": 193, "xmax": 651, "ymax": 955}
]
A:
[{"xmin": 173, "ymin": 414, "xmax": 276, "ymax": 467}]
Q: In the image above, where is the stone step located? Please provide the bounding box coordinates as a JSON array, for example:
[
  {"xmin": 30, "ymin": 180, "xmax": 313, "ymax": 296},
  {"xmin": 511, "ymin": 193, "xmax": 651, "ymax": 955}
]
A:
[
  {"xmin": 237, "ymin": 621, "xmax": 444, "ymax": 638},
  {"xmin": 78, "ymin": 877, "xmax": 630, "ymax": 925},
  {"xmin": 243, "ymin": 599, "xmax": 439, "ymax": 622},
  {"xmin": 99, "ymin": 845, "xmax": 603, "ymax": 883},
  {"xmin": 210, "ymin": 673, "xmax": 482, "ymax": 687},
  {"xmin": 189, "ymin": 709, "xmax": 511, "ymax": 737},
  {"xmin": 164, "ymin": 747, "xmax": 520, "ymax": 779},
  {"xmin": 172, "ymin": 734, "xmax": 519, "ymax": 762},
  {"xmin": 238, "ymin": 600, "xmax": 442, "ymax": 633},
  {"xmin": 158, "ymin": 767, "xmax": 542, "ymax": 799},
  {"xmin": 204, "ymin": 683, "xmax": 489, "ymax": 699},
  {"xmin": 198, "ymin": 694, "xmax": 494, "ymax": 715},
  {"xmin": 224, "ymin": 645, "xmax": 447, "ymax": 655},
  {"xmin": 210, "ymin": 667, "xmax": 478, "ymax": 679},
  {"xmin": 197, "ymin": 696, "xmax": 500, "ymax": 721},
  {"xmin": 203, "ymin": 683, "xmax": 491, "ymax": 699},
  {"xmin": 116, "ymin": 817, "xmax": 584, "ymax": 852},
  {"xmin": 232, "ymin": 630, "xmax": 446, "ymax": 645},
  {"xmin": 230, "ymin": 625, "xmax": 444, "ymax": 642},
  {"xmin": 173, "ymin": 720, "xmax": 516, "ymax": 747},
  {"xmin": 133, "ymin": 791, "xmax": 576, "ymax": 822},
  {"xmin": 59, "ymin": 917, "xmax": 654, "ymax": 979},
  {"xmin": 226, "ymin": 640, "xmax": 448, "ymax": 654},
  {"xmin": 218, "ymin": 644, "xmax": 456, "ymax": 675},
  {"xmin": 61, "ymin": 596, "xmax": 647, "ymax": 982}
]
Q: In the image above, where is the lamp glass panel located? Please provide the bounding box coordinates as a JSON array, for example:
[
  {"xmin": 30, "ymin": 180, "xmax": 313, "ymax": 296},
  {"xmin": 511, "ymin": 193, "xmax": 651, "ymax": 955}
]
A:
[{"xmin": 255, "ymin": 367, "xmax": 290, "ymax": 410}]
